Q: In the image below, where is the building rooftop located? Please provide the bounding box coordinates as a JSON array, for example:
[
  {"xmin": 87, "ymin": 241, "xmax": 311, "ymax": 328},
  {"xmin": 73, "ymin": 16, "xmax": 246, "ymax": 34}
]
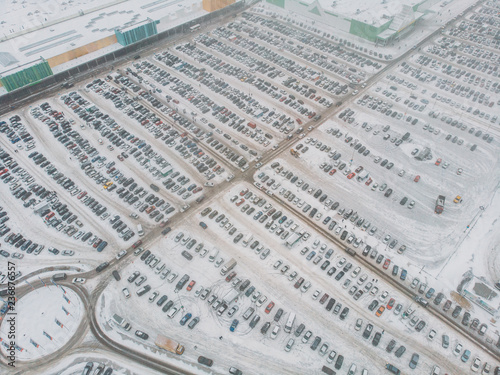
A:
[
  {"xmin": 301, "ymin": 0, "xmax": 423, "ymax": 27},
  {"xmin": 0, "ymin": 0, "xmax": 203, "ymax": 71}
]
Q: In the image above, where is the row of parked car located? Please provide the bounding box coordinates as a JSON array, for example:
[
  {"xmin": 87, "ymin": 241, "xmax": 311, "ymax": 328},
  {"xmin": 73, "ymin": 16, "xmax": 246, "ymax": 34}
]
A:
[
  {"xmin": 81, "ymin": 361, "xmax": 113, "ymax": 375},
  {"xmin": 241, "ymin": 12, "xmax": 377, "ymax": 82},
  {"xmin": 93, "ymin": 76, "xmax": 229, "ymax": 183},
  {"xmin": 245, "ymin": 177, "xmax": 493, "ymax": 372},
  {"xmin": 0, "ymin": 115, "xmax": 36, "ymax": 151},
  {"xmin": 129, "ymin": 61, "xmax": 261, "ymax": 163}
]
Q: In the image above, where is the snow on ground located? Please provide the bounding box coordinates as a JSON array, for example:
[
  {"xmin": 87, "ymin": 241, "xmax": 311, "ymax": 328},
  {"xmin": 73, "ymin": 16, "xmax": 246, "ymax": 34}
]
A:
[
  {"xmin": 94, "ymin": 181, "xmax": 499, "ymax": 374},
  {"xmin": 0, "ymin": 285, "xmax": 83, "ymax": 360}
]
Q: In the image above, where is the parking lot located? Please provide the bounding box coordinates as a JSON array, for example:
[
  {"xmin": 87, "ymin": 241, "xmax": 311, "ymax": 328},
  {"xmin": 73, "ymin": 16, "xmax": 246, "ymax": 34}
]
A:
[{"xmin": 1, "ymin": 1, "xmax": 499, "ymax": 374}]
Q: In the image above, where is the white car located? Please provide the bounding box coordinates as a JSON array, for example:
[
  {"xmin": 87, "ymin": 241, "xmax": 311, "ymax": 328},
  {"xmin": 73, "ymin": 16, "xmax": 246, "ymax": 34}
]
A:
[
  {"xmin": 428, "ymin": 329, "xmax": 436, "ymax": 340},
  {"xmin": 72, "ymin": 278, "xmax": 86, "ymax": 284},
  {"xmin": 116, "ymin": 250, "xmax": 127, "ymax": 259},
  {"xmin": 300, "ymin": 281, "xmax": 311, "ymax": 293},
  {"xmin": 256, "ymin": 295, "xmax": 267, "ymax": 307},
  {"xmin": 122, "ymin": 288, "xmax": 131, "ymax": 298},
  {"xmin": 61, "ymin": 250, "xmax": 75, "ymax": 256},
  {"xmin": 312, "ymin": 290, "xmax": 321, "ymax": 300},
  {"xmin": 471, "ymin": 357, "xmax": 481, "ymax": 372}
]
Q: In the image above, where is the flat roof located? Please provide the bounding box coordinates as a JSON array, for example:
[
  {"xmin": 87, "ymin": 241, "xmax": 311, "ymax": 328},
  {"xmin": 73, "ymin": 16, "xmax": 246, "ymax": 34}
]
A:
[
  {"xmin": 0, "ymin": 57, "xmax": 48, "ymax": 76},
  {"xmin": 0, "ymin": 0, "xmax": 203, "ymax": 70},
  {"xmin": 117, "ymin": 18, "xmax": 155, "ymax": 33},
  {"xmin": 301, "ymin": 0, "xmax": 423, "ymax": 27}
]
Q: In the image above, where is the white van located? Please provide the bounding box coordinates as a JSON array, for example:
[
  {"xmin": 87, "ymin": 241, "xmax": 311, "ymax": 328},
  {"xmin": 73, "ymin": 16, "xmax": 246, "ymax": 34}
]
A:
[
  {"xmin": 284, "ymin": 312, "xmax": 296, "ymax": 333},
  {"xmin": 431, "ymin": 365, "xmax": 440, "ymax": 375},
  {"xmin": 271, "ymin": 325, "xmax": 280, "ymax": 339},
  {"xmin": 208, "ymin": 249, "xmax": 219, "ymax": 262},
  {"xmin": 137, "ymin": 224, "xmax": 144, "ymax": 237}
]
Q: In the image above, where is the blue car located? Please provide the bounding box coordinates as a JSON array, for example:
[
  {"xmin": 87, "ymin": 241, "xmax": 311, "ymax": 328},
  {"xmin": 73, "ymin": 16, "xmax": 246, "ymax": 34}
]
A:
[
  {"xmin": 400, "ymin": 269, "xmax": 407, "ymax": 281},
  {"xmin": 230, "ymin": 319, "xmax": 239, "ymax": 332},
  {"xmin": 180, "ymin": 313, "xmax": 192, "ymax": 326}
]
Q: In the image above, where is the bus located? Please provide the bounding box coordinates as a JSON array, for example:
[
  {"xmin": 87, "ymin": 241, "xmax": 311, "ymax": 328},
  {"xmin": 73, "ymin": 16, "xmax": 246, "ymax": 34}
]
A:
[
  {"xmin": 284, "ymin": 312, "xmax": 296, "ymax": 333},
  {"xmin": 190, "ymin": 24, "xmax": 200, "ymax": 32}
]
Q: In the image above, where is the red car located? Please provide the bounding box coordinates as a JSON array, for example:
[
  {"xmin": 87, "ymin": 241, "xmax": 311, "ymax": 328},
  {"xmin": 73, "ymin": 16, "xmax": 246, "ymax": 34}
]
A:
[
  {"xmin": 435, "ymin": 158, "xmax": 442, "ymax": 166},
  {"xmin": 225, "ymin": 271, "xmax": 236, "ymax": 282},
  {"xmin": 132, "ymin": 240, "xmax": 142, "ymax": 249},
  {"xmin": 77, "ymin": 191, "xmax": 87, "ymax": 199},
  {"xmin": 239, "ymin": 188, "xmax": 248, "ymax": 196},
  {"xmin": 347, "ymin": 173, "xmax": 356, "ymax": 179},
  {"xmin": 236, "ymin": 199, "xmax": 245, "ymax": 206},
  {"xmin": 383, "ymin": 259, "xmax": 391, "ymax": 270},
  {"xmin": 365, "ymin": 178, "xmax": 373, "ymax": 186},
  {"xmin": 186, "ymin": 280, "xmax": 196, "ymax": 291},
  {"xmin": 387, "ymin": 298, "xmax": 395, "ymax": 310},
  {"xmin": 329, "ymin": 168, "xmax": 337, "ymax": 176},
  {"xmin": 355, "ymin": 166, "xmax": 364, "ymax": 173},
  {"xmin": 319, "ymin": 293, "xmax": 329, "ymax": 304},
  {"xmin": 265, "ymin": 302, "xmax": 275, "ymax": 314},
  {"xmin": 414, "ymin": 175, "xmax": 420, "ymax": 182},
  {"xmin": 296, "ymin": 118, "xmax": 302, "ymax": 125}
]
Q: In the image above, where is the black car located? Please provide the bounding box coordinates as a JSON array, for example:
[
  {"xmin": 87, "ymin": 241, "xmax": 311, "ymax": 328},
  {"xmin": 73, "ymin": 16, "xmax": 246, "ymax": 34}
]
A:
[
  {"xmin": 386, "ymin": 339, "xmax": 396, "ymax": 353},
  {"xmin": 395, "ymin": 345, "xmax": 406, "ymax": 358},
  {"xmin": 368, "ymin": 300, "xmax": 379, "ymax": 311},
  {"xmin": 372, "ymin": 332, "xmax": 382, "ymax": 346},
  {"xmin": 82, "ymin": 362, "xmax": 93, "ymax": 375},
  {"xmin": 274, "ymin": 308, "xmax": 284, "ymax": 322},
  {"xmin": 452, "ymin": 305, "xmax": 462, "ymax": 318},
  {"xmin": 135, "ymin": 330, "xmax": 149, "ymax": 340},
  {"xmin": 198, "ymin": 356, "xmax": 213, "ymax": 367},
  {"xmin": 362, "ymin": 323, "xmax": 373, "ymax": 339},
  {"xmin": 112, "ymin": 270, "xmax": 121, "ymax": 281}
]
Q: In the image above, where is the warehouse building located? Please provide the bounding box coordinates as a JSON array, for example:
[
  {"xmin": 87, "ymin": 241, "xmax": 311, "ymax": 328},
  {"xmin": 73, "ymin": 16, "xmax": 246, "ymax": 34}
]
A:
[{"xmin": 265, "ymin": 0, "xmax": 439, "ymax": 44}]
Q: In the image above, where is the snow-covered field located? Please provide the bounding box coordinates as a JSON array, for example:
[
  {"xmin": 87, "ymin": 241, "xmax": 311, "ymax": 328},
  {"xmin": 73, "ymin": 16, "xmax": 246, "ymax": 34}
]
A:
[{"xmin": 0, "ymin": 285, "xmax": 83, "ymax": 360}]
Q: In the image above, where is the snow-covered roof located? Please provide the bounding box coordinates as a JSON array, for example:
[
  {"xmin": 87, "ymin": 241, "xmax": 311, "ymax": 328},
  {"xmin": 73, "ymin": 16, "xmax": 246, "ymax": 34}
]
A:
[
  {"xmin": 0, "ymin": 0, "xmax": 204, "ymax": 73},
  {"xmin": 299, "ymin": 0, "xmax": 424, "ymax": 27}
]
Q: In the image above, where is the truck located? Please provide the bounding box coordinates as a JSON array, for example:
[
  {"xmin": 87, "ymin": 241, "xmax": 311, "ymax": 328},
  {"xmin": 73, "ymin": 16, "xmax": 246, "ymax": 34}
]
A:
[
  {"xmin": 33, "ymin": 201, "xmax": 50, "ymax": 215},
  {"xmin": 285, "ymin": 232, "xmax": 302, "ymax": 248},
  {"xmin": 356, "ymin": 170, "xmax": 369, "ymax": 182},
  {"xmin": 435, "ymin": 195, "xmax": 445, "ymax": 214},
  {"xmin": 222, "ymin": 288, "xmax": 240, "ymax": 305},
  {"xmin": 160, "ymin": 167, "xmax": 172, "ymax": 177},
  {"xmin": 155, "ymin": 334, "xmax": 185, "ymax": 355},
  {"xmin": 220, "ymin": 258, "xmax": 237, "ymax": 276},
  {"xmin": 112, "ymin": 314, "xmax": 130, "ymax": 330}
]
